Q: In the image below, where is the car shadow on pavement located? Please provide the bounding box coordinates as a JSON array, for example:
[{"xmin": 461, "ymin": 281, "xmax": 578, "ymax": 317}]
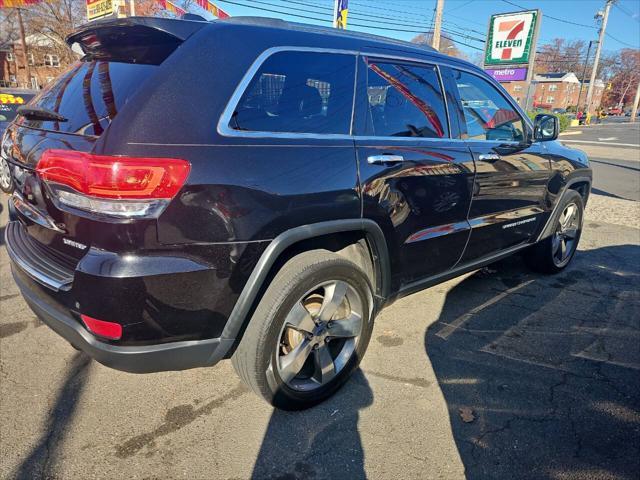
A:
[
  {"xmin": 425, "ymin": 245, "xmax": 640, "ymax": 480},
  {"xmin": 12, "ymin": 352, "xmax": 92, "ymax": 480},
  {"xmin": 590, "ymin": 187, "xmax": 632, "ymax": 201},
  {"xmin": 251, "ymin": 369, "xmax": 373, "ymax": 480}
]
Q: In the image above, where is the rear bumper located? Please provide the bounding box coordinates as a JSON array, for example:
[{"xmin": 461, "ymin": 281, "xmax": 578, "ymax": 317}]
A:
[{"xmin": 13, "ymin": 266, "xmax": 233, "ymax": 373}]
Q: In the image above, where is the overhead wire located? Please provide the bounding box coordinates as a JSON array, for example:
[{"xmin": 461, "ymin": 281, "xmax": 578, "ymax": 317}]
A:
[{"xmin": 217, "ymin": 0, "xmax": 486, "ymax": 49}]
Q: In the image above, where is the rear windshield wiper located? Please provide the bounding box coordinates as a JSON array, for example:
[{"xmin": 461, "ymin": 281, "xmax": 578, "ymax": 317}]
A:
[{"xmin": 16, "ymin": 106, "xmax": 67, "ymax": 122}]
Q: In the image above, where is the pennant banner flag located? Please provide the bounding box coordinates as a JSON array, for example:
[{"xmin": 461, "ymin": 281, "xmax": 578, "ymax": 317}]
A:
[
  {"xmin": 195, "ymin": 0, "xmax": 229, "ymax": 18},
  {"xmin": 159, "ymin": 0, "xmax": 186, "ymax": 16},
  {"xmin": 334, "ymin": 0, "xmax": 348, "ymax": 29},
  {"xmin": 0, "ymin": 0, "xmax": 44, "ymax": 8}
]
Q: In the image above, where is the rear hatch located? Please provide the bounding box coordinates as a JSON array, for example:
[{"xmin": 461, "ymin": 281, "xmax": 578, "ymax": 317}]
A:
[{"xmin": 2, "ymin": 17, "xmax": 205, "ymax": 288}]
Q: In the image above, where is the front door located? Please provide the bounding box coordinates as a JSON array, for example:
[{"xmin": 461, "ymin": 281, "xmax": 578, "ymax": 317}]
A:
[
  {"xmin": 355, "ymin": 56, "xmax": 475, "ymax": 289},
  {"xmin": 448, "ymin": 68, "xmax": 551, "ymax": 262}
]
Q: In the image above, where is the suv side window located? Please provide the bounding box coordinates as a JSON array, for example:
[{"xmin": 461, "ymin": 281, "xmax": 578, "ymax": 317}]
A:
[
  {"xmin": 231, "ymin": 51, "xmax": 355, "ymax": 135},
  {"xmin": 452, "ymin": 69, "xmax": 525, "ymax": 142},
  {"xmin": 363, "ymin": 59, "xmax": 448, "ymax": 138}
]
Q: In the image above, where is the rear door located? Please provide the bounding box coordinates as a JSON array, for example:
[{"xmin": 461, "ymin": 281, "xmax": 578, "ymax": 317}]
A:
[
  {"xmin": 355, "ymin": 56, "xmax": 475, "ymax": 289},
  {"xmin": 448, "ymin": 68, "xmax": 551, "ymax": 262}
]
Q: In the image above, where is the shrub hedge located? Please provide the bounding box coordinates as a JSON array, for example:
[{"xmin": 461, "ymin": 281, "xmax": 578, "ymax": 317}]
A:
[{"xmin": 527, "ymin": 111, "xmax": 570, "ymax": 133}]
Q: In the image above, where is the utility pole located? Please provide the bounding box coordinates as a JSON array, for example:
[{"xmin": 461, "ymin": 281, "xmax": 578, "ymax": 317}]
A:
[
  {"xmin": 523, "ymin": 10, "xmax": 542, "ymax": 111},
  {"xmin": 576, "ymin": 40, "xmax": 595, "ymax": 112},
  {"xmin": 431, "ymin": 0, "xmax": 445, "ymax": 51},
  {"xmin": 630, "ymin": 80, "xmax": 640, "ymax": 123},
  {"xmin": 585, "ymin": 0, "xmax": 613, "ymax": 114},
  {"xmin": 16, "ymin": 8, "xmax": 32, "ymax": 89}
]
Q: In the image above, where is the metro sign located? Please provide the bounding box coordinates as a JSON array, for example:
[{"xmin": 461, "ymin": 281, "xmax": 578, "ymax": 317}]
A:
[{"xmin": 485, "ymin": 10, "xmax": 538, "ymax": 66}]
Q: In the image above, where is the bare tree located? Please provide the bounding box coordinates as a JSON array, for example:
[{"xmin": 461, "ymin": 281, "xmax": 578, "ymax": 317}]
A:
[
  {"xmin": 535, "ymin": 38, "xmax": 587, "ymax": 74},
  {"xmin": 412, "ymin": 32, "xmax": 468, "ymax": 61},
  {"xmin": 0, "ymin": 9, "xmax": 21, "ymax": 53},
  {"xmin": 601, "ymin": 48, "xmax": 640, "ymax": 108},
  {"xmin": 20, "ymin": 0, "xmax": 86, "ymax": 64}
]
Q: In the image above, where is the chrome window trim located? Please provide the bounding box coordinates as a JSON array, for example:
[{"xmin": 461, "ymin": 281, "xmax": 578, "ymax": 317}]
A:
[
  {"xmin": 217, "ymin": 46, "xmax": 359, "ymax": 140},
  {"xmin": 352, "ymin": 136, "xmax": 467, "ymax": 144},
  {"xmin": 217, "ymin": 45, "xmax": 528, "ymax": 142}
]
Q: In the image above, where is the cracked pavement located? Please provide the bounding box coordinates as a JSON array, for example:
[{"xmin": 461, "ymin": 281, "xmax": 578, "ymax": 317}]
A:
[{"xmin": 1, "ymin": 190, "xmax": 639, "ymax": 479}]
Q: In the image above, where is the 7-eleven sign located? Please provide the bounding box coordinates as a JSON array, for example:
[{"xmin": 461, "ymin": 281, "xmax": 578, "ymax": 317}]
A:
[{"xmin": 485, "ymin": 10, "xmax": 538, "ymax": 65}]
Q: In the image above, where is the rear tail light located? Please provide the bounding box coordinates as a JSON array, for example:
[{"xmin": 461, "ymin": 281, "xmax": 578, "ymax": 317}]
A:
[
  {"xmin": 36, "ymin": 149, "xmax": 190, "ymax": 218},
  {"xmin": 81, "ymin": 314, "xmax": 122, "ymax": 340}
]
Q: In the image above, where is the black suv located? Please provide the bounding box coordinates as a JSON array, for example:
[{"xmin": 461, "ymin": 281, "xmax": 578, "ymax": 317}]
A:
[{"xmin": 2, "ymin": 16, "xmax": 591, "ymax": 410}]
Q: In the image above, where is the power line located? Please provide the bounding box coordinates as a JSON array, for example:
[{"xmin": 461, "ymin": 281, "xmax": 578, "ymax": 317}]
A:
[
  {"xmin": 274, "ymin": 0, "xmax": 431, "ymax": 25},
  {"xmin": 501, "ymin": 0, "xmax": 597, "ymax": 29},
  {"xmin": 446, "ymin": 11, "xmax": 486, "ymax": 28},
  {"xmin": 220, "ymin": 0, "xmax": 487, "ymax": 48},
  {"xmin": 500, "ymin": 1, "xmax": 639, "ymax": 48},
  {"xmin": 216, "ymin": 0, "xmax": 329, "ymax": 23},
  {"xmin": 269, "ymin": 0, "xmax": 485, "ymax": 39},
  {"xmin": 605, "ymin": 32, "xmax": 638, "ymax": 48},
  {"xmin": 614, "ymin": 2, "xmax": 640, "ymax": 23},
  {"xmin": 350, "ymin": 0, "xmax": 431, "ymax": 21},
  {"xmin": 440, "ymin": 19, "xmax": 486, "ymax": 36},
  {"xmin": 447, "ymin": 0, "xmax": 475, "ymax": 13}
]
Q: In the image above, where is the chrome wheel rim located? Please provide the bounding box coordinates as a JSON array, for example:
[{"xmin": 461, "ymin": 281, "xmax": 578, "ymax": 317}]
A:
[
  {"xmin": 0, "ymin": 157, "xmax": 11, "ymax": 190},
  {"xmin": 552, "ymin": 202, "xmax": 581, "ymax": 267},
  {"xmin": 275, "ymin": 280, "xmax": 364, "ymax": 392}
]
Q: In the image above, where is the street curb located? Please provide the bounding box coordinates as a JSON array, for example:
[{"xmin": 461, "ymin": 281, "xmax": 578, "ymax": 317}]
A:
[{"xmin": 559, "ymin": 130, "xmax": 583, "ymax": 136}]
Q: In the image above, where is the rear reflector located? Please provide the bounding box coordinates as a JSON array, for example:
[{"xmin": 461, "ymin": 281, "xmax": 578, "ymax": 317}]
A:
[
  {"xmin": 36, "ymin": 149, "xmax": 190, "ymax": 218},
  {"xmin": 81, "ymin": 314, "xmax": 122, "ymax": 340}
]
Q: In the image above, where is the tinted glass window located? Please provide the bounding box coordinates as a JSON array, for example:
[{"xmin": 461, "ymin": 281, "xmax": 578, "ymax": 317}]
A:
[
  {"xmin": 453, "ymin": 70, "xmax": 524, "ymax": 142},
  {"xmin": 19, "ymin": 60, "xmax": 157, "ymax": 136},
  {"xmin": 232, "ymin": 51, "xmax": 355, "ymax": 134},
  {"xmin": 364, "ymin": 60, "xmax": 448, "ymax": 138}
]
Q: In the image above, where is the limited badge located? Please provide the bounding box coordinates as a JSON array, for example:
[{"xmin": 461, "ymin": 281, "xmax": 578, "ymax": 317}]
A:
[{"xmin": 63, "ymin": 237, "xmax": 87, "ymax": 250}]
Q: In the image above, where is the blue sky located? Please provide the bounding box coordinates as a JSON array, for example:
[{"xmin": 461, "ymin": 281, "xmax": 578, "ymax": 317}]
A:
[{"xmin": 185, "ymin": 0, "xmax": 640, "ymax": 58}]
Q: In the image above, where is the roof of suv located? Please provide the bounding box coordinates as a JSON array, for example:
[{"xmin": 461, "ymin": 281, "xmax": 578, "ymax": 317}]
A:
[
  {"xmin": 215, "ymin": 16, "xmax": 479, "ymax": 71},
  {"xmin": 68, "ymin": 15, "xmax": 481, "ymax": 74}
]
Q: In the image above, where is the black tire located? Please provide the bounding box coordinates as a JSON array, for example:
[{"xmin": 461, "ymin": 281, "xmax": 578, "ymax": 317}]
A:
[
  {"xmin": 525, "ymin": 190, "xmax": 584, "ymax": 274},
  {"xmin": 231, "ymin": 249, "xmax": 374, "ymax": 410}
]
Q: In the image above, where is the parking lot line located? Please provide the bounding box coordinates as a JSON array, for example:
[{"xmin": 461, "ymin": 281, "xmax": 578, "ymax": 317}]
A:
[
  {"xmin": 435, "ymin": 280, "xmax": 535, "ymax": 340},
  {"xmin": 560, "ymin": 139, "xmax": 639, "ymax": 147}
]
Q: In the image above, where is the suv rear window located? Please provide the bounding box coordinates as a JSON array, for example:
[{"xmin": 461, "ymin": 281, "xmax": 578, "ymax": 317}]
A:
[
  {"xmin": 19, "ymin": 60, "xmax": 157, "ymax": 136},
  {"xmin": 231, "ymin": 51, "xmax": 356, "ymax": 135}
]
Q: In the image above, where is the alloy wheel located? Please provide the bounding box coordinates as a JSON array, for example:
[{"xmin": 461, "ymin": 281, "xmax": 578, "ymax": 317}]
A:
[
  {"xmin": 0, "ymin": 157, "xmax": 11, "ymax": 191},
  {"xmin": 552, "ymin": 202, "xmax": 581, "ymax": 267},
  {"xmin": 275, "ymin": 280, "xmax": 364, "ymax": 391}
]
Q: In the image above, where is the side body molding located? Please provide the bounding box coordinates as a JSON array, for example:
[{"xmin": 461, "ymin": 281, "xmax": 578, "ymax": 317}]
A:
[{"xmin": 217, "ymin": 219, "xmax": 391, "ymax": 355}]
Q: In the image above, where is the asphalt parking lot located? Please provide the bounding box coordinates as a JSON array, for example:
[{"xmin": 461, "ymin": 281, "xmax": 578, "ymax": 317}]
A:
[{"xmin": 1, "ymin": 136, "xmax": 639, "ymax": 479}]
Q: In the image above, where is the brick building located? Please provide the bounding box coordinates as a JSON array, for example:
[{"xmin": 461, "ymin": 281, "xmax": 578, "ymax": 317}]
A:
[
  {"xmin": 1, "ymin": 34, "xmax": 76, "ymax": 90},
  {"xmin": 500, "ymin": 72, "xmax": 605, "ymax": 113}
]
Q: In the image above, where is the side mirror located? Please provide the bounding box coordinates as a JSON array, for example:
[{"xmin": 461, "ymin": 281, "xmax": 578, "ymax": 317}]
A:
[{"xmin": 534, "ymin": 114, "xmax": 559, "ymax": 141}]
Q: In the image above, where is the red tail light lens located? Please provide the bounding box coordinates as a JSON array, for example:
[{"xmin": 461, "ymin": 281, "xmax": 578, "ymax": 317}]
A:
[
  {"xmin": 37, "ymin": 149, "xmax": 190, "ymax": 199},
  {"xmin": 81, "ymin": 314, "xmax": 122, "ymax": 340},
  {"xmin": 36, "ymin": 149, "xmax": 190, "ymax": 218}
]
